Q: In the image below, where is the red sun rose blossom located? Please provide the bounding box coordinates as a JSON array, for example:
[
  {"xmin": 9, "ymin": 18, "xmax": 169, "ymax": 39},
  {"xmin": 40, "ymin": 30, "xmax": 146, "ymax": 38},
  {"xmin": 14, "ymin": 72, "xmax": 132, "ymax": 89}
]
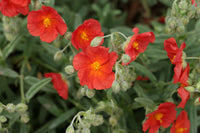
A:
[
  {"xmin": 170, "ymin": 111, "xmax": 190, "ymax": 133},
  {"xmin": 191, "ymin": 0, "xmax": 198, "ymax": 6},
  {"xmin": 0, "ymin": 0, "xmax": 31, "ymax": 17},
  {"xmin": 143, "ymin": 102, "xmax": 177, "ymax": 133},
  {"xmin": 71, "ymin": 19, "xmax": 104, "ymax": 51},
  {"xmin": 27, "ymin": 5, "xmax": 67, "ymax": 43},
  {"xmin": 173, "ymin": 63, "xmax": 190, "ymax": 86},
  {"xmin": 44, "ymin": 73, "xmax": 68, "ymax": 100},
  {"xmin": 164, "ymin": 38, "xmax": 186, "ymax": 65},
  {"xmin": 177, "ymin": 87, "xmax": 190, "ymax": 108},
  {"xmin": 73, "ymin": 46, "xmax": 118, "ymax": 90},
  {"xmin": 124, "ymin": 28, "xmax": 155, "ymax": 65}
]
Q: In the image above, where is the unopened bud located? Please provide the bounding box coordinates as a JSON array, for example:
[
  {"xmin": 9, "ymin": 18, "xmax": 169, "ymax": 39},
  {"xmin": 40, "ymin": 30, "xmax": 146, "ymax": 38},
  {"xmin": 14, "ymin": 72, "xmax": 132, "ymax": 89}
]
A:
[
  {"xmin": 185, "ymin": 86, "xmax": 195, "ymax": 92},
  {"xmin": 0, "ymin": 103, "xmax": 3, "ymax": 113},
  {"xmin": 109, "ymin": 116, "xmax": 117, "ymax": 127},
  {"xmin": 20, "ymin": 114, "xmax": 30, "ymax": 123},
  {"xmin": 121, "ymin": 81, "xmax": 129, "ymax": 91},
  {"xmin": 168, "ymin": 20, "xmax": 176, "ymax": 29},
  {"xmin": 0, "ymin": 116, "xmax": 7, "ymax": 123},
  {"xmin": 90, "ymin": 37, "xmax": 103, "ymax": 47},
  {"xmin": 6, "ymin": 103, "xmax": 15, "ymax": 113},
  {"xmin": 122, "ymin": 36, "xmax": 131, "ymax": 50},
  {"xmin": 194, "ymin": 97, "xmax": 200, "ymax": 106},
  {"xmin": 16, "ymin": 103, "xmax": 28, "ymax": 113},
  {"xmin": 64, "ymin": 32, "xmax": 72, "ymax": 40},
  {"xmin": 177, "ymin": 25, "xmax": 185, "ymax": 34},
  {"xmin": 178, "ymin": 1, "xmax": 188, "ymax": 14},
  {"xmin": 80, "ymin": 87, "xmax": 86, "ymax": 96},
  {"xmin": 65, "ymin": 125, "xmax": 74, "ymax": 133},
  {"xmin": 112, "ymin": 81, "xmax": 120, "ymax": 93},
  {"xmin": 82, "ymin": 128, "xmax": 90, "ymax": 133},
  {"xmin": 65, "ymin": 65, "xmax": 75, "ymax": 74},
  {"xmin": 182, "ymin": 60, "xmax": 187, "ymax": 69},
  {"xmin": 86, "ymin": 88, "xmax": 95, "ymax": 98},
  {"xmin": 92, "ymin": 115, "xmax": 104, "ymax": 126},
  {"xmin": 54, "ymin": 51, "xmax": 63, "ymax": 61},
  {"xmin": 121, "ymin": 54, "xmax": 131, "ymax": 64},
  {"xmin": 181, "ymin": 17, "xmax": 189, "ymax": 25}
]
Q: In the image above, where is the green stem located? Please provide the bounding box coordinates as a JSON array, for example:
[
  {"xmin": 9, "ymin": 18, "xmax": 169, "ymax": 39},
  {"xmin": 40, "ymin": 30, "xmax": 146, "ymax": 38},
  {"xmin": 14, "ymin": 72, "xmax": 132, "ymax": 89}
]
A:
[
  {"xmin": 68, "ymin": 97, "xmax": 86, "ymax": 110},
  {"xmin": 186, "ymin": 57, "xmax": 200, "ymax": 60},
  {"xmin": 20, "ymin": 61, "xmax": 26, "ymax": 103}
]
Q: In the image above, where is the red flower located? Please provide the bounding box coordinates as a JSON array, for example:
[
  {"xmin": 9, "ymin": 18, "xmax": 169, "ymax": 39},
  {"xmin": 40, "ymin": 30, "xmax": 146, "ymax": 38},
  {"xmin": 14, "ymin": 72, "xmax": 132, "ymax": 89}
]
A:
[
  {"xmin": 124, "ymin": 28, "xmax": 155, "ymax": 65},
  {"xmin": 0, "ymin": 0, "xmax": 31, "ymax": 17},
  {"xmin": 173, "ymin": 63, "xmax": 190, "ymax": 86},
  {"xmin": 170, "ymin": 111, "xmax": 190, "ymax": 133},
  {"xmin": 27, "ymin": 5, "xmax": 67, "ymax": 43},
  {"xmin": 44, "ymin": 73, "xmax": 68, "ymax": 100},
  {"xmin": 136, "ymin": 76, "xmax": 149, "ymax": 81},
  {"xmin": 191, "ymin": 0, "xmax": 198, "ymax": 6},
  {"xmin": 71, "ymin": 19, "xmax": 104, "ymax": 51},
  {"xmin": 143, "ymin": 102, "xmax": 177, "ymax": 133},
  {"xmin": 164, "ymin": 38, "xmax": 186, "ymax": 65},
  {"xmin": 73, "ymin": 46, "xmax": 118, "ymax": 90},
  {"xmin": 177, "ymin": 87, "xmax": 190, "ymax": 108}
]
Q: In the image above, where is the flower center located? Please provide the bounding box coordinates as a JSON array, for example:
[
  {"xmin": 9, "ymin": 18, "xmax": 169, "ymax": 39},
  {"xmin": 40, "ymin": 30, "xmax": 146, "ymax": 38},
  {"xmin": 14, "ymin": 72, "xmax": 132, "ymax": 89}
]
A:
[
  {"xmin": 43, "ymin": 18, "xmax": 51, "ymax": 28},
  {"xmin": 171, "ymin": 55, "xmax": 176, "ymax": 62},
  {"xmin": 154, "ymin": 113, "xmax": 163, "ymax": 123},
  {"xmin": 81, "ymin": 32, "xmax": 89, "ymax": 41},
  {"xmin": 91, "ymin": 61, "xmax": 101, "ymax": 71},
  {"xmin": 132, "ymin": 42, "xmax": 139, "ymax": 50},
  {"xmin": 176, "ymin": 128, "xmax": 187, "ymax": 133}
]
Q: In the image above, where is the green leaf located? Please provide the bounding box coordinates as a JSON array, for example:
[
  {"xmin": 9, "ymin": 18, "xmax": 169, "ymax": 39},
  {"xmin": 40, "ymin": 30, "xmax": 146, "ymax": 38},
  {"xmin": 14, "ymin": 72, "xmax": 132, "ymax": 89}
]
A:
[
  {"xmin": 131, "ymin": 62, "xmax": 157, "ymax": 82},
  {"xmin": 74, "ymin": 13, "xmax": 82, "ymax": 29},
  {"xmin": 134, "ymin": 97, "xmax": 154, "ymax": 108},
  {"xmin": 110, "ymin": 26, "xmax": 133, "ymax": 36},
  {"xmin": 0, "ymin": 66, "xmax": 19, "ymax": 78},
  {"xmin": 2, "ymin": 33, "xmax": 23, "ymax": 59},
  {"xmin": 37, "ymin": 96, "xmax": 63, "ymax": 117},
  {"xmin": 49, "ymin": 108, "xmax": 77, "ymax": 129},
  {"xmin": 133, "ymin": 82, "xmax": 147, "ymax": 98},
  {"xmin": 41, "ymin": 43, "xmax": 60, "ymax": 55},
  {"xmin": 189, "ymin": 101, "xmax": 197, "ymax": 133},
  {"xmin": 24, "ymin": 76, "xmax": 56, "ymax": 93},
  {"xmin": 25, "ymin": 78, "xmax": 52, "ymax": 100}
]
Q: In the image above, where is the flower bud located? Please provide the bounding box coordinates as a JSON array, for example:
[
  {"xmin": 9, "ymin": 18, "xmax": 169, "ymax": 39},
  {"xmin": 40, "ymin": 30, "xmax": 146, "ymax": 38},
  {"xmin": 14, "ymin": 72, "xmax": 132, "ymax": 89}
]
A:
[
  {"xmin": 16, "ymin": 103, "xmax": 28, "ymax": 113},
  {"xmin": 54, "ymin": 51, "xmax": 63, "ymax": 61},
  {"xmin": 109, "ymin": 116, "xmax": 117, "ymax": 127},
  {"xmin": 121, "ymin": 54, "xmax": 131, "ymax": 64},
  {"xmin": 168, "ymin": 20, "xmax": 176, "ymax": 29},
  {"xmin": 177, "ymin": 25, "xmax": 185, "ymax": 34},
  {"xmin": 6, "ymin": 103, "xmax": 15, "ymax": 113},
  {"xmin": 82, "ymin": 128, "xmax": 90, "ymax": 133},
  {"xmin": 20, "ymin": 114, "xmax": 30, "ymax": 123},
  {"xmin": 86, "ymin": 89, "xmax": 95, "ymax": 98},
  {"xmin": 122, "ymin": 36, "xmax": 131, "ymax": 50},
  {"xmin": 181, "ymin": 17, "xmax": 189, "ymax": 25},
  {"xmin": 80, "ymin": 87, "xmax": 86, "ymax": 96},
  {"xmin": 65, "ymin": 65, "xmax": 75, "ymax": 74},
  {"xmin": 185, "ymin": 86, "xmax": 195, "ymax": 92},
  {"xmin": 0, "ymin": 103, "xmax": 3, "ymax": 113},
  {"xmin": 112, "ymin": 81, "xmax": 120, "ymax": 93},
  {"xmin": 92, "ymin": 115, "xmax": 104, "ymax": 126},
  {"xmin": 90, "ymin": 37, "xmax": 103, "ymax": 47},
  {"xmin": 65, "ymin": 125, "xmax": 74, "ymax": 133},
  {"xmin": 121, "ymin": 81, "xmax": 129, "ymax": 91},
  {"xmin": 194, "ymin": 97, "xmax": 200, "ymax": 106},
  {"xmin": 178, "ymin": 1, "xmax": 188, "ymax": 14},
  {"xmin": 0, "ymin": 116, "xmax": 7, "ymax": 123},
  {"xmin": 64, "ymin": 32, "xmax": 72, "ymax": 40}
]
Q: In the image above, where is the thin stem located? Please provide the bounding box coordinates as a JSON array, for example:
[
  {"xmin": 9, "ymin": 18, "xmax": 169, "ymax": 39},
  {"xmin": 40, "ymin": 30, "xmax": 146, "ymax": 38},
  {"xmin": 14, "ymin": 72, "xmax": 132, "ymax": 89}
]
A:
[
  {"xmin": 186, "ymin": 57, "xmax": 200, "ymax": 60},
  {"xmin": 20, "ymin": 61, "xmax": 26, "ymax": 103},
  {"xmin": 67, "ymin": 97, "xmax": 86, "ymax": 110},
  {"xmin": 61, "ymin": 42, "xmax": 71, "ymax": 52},
  {"xmin": 114, "ymin": 32, "xmax": 128, "ymax": 39}
]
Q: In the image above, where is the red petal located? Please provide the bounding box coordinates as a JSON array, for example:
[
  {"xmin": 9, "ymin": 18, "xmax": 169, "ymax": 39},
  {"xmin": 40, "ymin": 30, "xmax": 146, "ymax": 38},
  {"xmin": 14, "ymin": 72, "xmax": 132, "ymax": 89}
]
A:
[{"xmin": 177, "ymin": 87, "xmax": 190, "ymax": 108}]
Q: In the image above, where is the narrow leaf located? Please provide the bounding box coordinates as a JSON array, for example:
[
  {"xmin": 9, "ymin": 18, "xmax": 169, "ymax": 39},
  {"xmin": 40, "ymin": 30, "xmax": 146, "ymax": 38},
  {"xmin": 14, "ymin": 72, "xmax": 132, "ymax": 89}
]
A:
[
  {"xmin": 0, "ymin": 66, "xmax": 19, "ymax": 78},
  {"xmin": 25, "ymin": 78, "xmax": 51, "ymax": 100}
]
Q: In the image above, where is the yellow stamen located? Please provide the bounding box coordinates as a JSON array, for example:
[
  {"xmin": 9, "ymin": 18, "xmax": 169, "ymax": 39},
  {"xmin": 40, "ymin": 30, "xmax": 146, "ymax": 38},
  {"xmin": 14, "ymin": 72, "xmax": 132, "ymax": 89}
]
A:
[
  {"xmin": 171, "ymin": 55, "xmax": 176, "ymax": 62},
  {"xmin": 154, "ymin": 113, "xmax": 163, "ymax": 123},
  {"xmin": 133, "ymin": 42, "xmax": 139, "ymax": 50},
  {"xmin": 176, "ymin": 128, "xmax": 187, "ymax": 133},
  {"xmin": 43, "ymin": 18, "xmax": 51, "ymax": 28},
  {"xmin": 80, "ymin": 32, "xmax": 89, "ymax": 41},
  {"xmin": 91, "ymin": 61, "xmax": 101, "ymax": 71}
]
